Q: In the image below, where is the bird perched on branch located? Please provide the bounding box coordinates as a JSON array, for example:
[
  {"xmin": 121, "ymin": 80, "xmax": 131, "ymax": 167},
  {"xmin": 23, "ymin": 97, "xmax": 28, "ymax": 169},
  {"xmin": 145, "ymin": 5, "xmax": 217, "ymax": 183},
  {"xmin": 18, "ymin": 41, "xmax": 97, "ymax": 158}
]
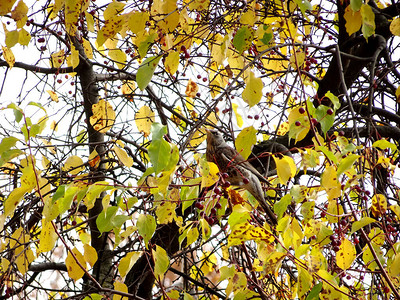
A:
[{"xmin": 205, "ymin": 129, "xmax": 277, "ymax": 225}]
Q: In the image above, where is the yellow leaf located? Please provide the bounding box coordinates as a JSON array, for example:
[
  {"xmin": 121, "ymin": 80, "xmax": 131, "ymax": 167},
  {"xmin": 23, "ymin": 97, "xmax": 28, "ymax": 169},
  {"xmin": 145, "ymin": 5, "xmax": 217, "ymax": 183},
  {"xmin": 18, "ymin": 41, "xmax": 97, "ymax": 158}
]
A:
[
  {"xmin": 371, "ymin": 194, "xmax": 387, "ymax": 218},
  {"xmin": 90, "ymin": 99, "xmax": 116, "ymax": 133},
  {"xmin": 200, "ymin": 161, "xmax": 219, "ymax": 189},
  {"xmin": 66, "ymin": 44, "xmax": 79, "ymax": 69},
  {"xmin": 65, "ymin": 0, "xmax": 81, "ymax": 35},
  {"xmin": 185, "ymin": 79, "xmax": 198, "ymax": 98},
  {"xmin": 228, "ymin": 222, "xmax": 274, "ymax": 247},
  {"xmin": 235, "ymin": 126, "xmax": 257, "ymax": 160},
  {"xmin": 109, "ymin": 48, "xmax": 126, "ymax": 69},
  {"xmin": 15, "ymin": 247, "xmax": 35, "ymax": 275},
  {"xmin": 66, "ymin": 247, "xmax": 86, "ymax": 281},
  {"xmin": 390, "ymin": 17, "xmax": 400, "ymax": 36},
  {"xmin": 113, "ymin": 280, "xmax": 128, "ymax": 300},
  {"xmin": 112, "ymin": 143, "xmax": 133, "ymax": 167},
  {"xmin": 289, "ymin": 50, "xmax": 305, "ymax": 70},
  {"xmin": 188, "ymin": 0, "xmax": 210, "ymax": 11},
  {"xmin": 321, "ymin": 165, "xmax": 341, "ymax": 200},
  {"xmin": 2, "ymin": 46, "xmax": 15, "ymax": 68},
  {"xmin": 128, "ymin": 11, "xmax": 149, "ymax": 34},
  {"xmin": 82, "ymin": 38, "xmax": 93, "ymax": 59},
  {"xmin": 63, "ymin": 155, "xmax": 85, "ymax": 175},
  {"xmin": 50, "ymin": 49, "xmax": 65, "ymax": 68},
  {"xmin": 98, "ymin": 15, "xmax": 124, "ymax": 45},
  {"xmin": 242, "ymin": 71, "xmax": 263, "ymax": 107},
  {"xmin": 344, "ymin": 5, "xmax": 362, "ymax": 35},
  {"xmin": 164, "ymin": 50, "xmax": 179, "ymax": 75},
  {"xmin": 104, "ymin": 1, "xmax": 125, "ymax": 19},
  {"xmin": 389, "ymin": 253, "xmax": 400, "ymax": 277},
  {"xmin": 325, "ymin": 200, "xmax": 344, "ymax": 223},
  {"xmin": 18, "ymin": 28, "xmax": 31, "ymax": 45},
  {"xmin": 122, "ymin": 80, "xmax": 136, "ymax": 96},
  {"xmin": 11, "ymin": 0, "xmax": 28, "ymax": 26},
  {"xmin": 5, "ymin": 30, "xmax": 19, "ymax": 48},
  {"xmin": 273, "ymin": 155, "xmax": 296, "ymax": 184},
  {"xmin": 83, "ymin": 244, "xmax": 98, "ymax": 268},
  {"xmin": 151, "ymin": 0, "xmax": 179, "ymax": 32},
  {"xmin": 85, "ymin": 11, "xmax": 94, "ymax": 32},
  {"xmin": 336, "ymin": 238, "xmax": 356, "ymax": 270},
  {"xmin": 47, "ymin": 90, "xmax": 59, "ymax": 102},
  {"xmin": 0, "ymin": 0, "xmax": 17, "ymax": 15},
  {"xmin": 156, "ymin": 201, "xmax": 177, "ymax": 224},
  {"xmin": 38, "ymin": 219, "xmax": 58, "ymax": 254},
  {"xmin": 187, "ymin": 129, "xmax": 207, "ymax": 149},
  {"xmin": 152, "ymin": 245, "xmax": 170, "ymax": 279},
  {"xmin": 119, "ymin": 251, "xmax": 141, "ymax": 277},
  {"xmin": 135, "ymin": 105, "xmax": 155, "ymax": 137},
  {"xmin": 232, "ymin": 103, "xmax": 243, "ymax": 128}
]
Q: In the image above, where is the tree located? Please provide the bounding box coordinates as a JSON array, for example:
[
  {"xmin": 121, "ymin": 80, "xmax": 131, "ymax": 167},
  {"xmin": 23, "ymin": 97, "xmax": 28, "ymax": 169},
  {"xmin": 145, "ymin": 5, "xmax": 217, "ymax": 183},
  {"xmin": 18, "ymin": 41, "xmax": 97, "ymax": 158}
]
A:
[{"xmin": 1, "ymin": 0, "xmax": 400, "ymax": 298}]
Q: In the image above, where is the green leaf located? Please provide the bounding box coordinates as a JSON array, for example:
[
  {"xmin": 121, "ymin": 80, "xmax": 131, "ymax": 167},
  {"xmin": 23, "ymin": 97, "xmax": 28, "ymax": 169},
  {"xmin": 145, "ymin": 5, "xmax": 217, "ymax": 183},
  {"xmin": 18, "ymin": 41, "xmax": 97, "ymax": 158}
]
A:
[
  {"xmin": 235, "ymin": 126, "xmax": 257, "ymax": 160},
  {"xmin": 306, "ymin": 282, "xmax": 322, "ymax": 300},
  {"xmin": 372, "ymin": 140, "xmax": 397, "ymax": 152},
  {"xmin": 315, "ymin": 105, "xmax": 334, "ymax": 136},
  {"xmin": 0, "ymin": 136, "xmax": 18, "ymax": 154},
  {"xmin": 138, "ymin": 32, "xmax": 157, "ymax": 58},
  {"xmin": 58, "ymin": 186, "xmax": 79, "ymax": 215},
  {"xmin": 260, "ymin": 25, "xmax": 273, "ymax": 45},
  {"xmin": 337, "ymin": 154, "xmax": 359, "ymax": 176},
  {"xmin": 324, "ymin": 91, "xmax": 341, "ymax": 110},
  {"xmin": 232, "ymin": 26, "xmax": 254, "ymax": 54},
  {"xmin": 274, "ymin": 194, "xmax": 292, "ymax": 219},
  {"xmin": 350, "ymin": 217, "xmax": 376, "ymax": 234},
  {"xmin": 350, "ymin": 0, "xmax": 362, "ymax": 11},
  {"xmin": 361, "ymin": 4, "xmax": 375, "ymax": 40},
  {"xmin": 97, "ymin": 206, "xmax": 118, "ymax": 233},
  {"xmin": 137, "ymin": 214, "xmax": 156, "ymax": 247},
  {"xmin": 181, "ymin": 178, "xmax": 201, "ymax": 213},
  {"xmin": 136, "ymin": 56, "xmax": 161, "ymax": 90},
  {"xmin": 152, "ymin": 245, "xmax": 170, "ymax": 279},
  {"xmin": 294, "ymin": 0, "xmax": 312, "ymax": 15},
  {"xmin": 316, "ymin": 145, "xmax": 338, "ymax": 165}
]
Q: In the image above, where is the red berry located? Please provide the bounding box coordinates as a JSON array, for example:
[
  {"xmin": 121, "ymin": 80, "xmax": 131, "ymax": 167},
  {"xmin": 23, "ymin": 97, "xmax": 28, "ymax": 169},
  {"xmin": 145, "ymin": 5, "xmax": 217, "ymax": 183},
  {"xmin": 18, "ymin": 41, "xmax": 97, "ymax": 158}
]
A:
[
  {"xmin": 57, "ymin": 79, "xmax": 62, "ymax": 83},
  {"xmin": 311, "ymin": 118, "xmax": 318, "ymax": 125},
  {"xmin": 321, "ymin": 211, "xmax": 326, "ymax": 218},
  {"xmin": 71, "ymin": 220, "xmax": 77, "ymax": 226},
  {"xmin": 37, "ymin": 37, "xmax": 45, "ymax": 43},
  {"xmin": 221, "ymin": 173, "xmax": 229, "ymax": 179},
  {"xmin": 202, "ymin": 77, "xmax": 207, "ymax": 82},
  {"xmin": 338, "ymin": 130, "xmax": 345, "ymax": 136},
  {"xmin": 215, "ymin": 202, "xmax": 222, "ymax": 209},
  {"xmin": 243, "ymin": 178, "xmax": 249, "ymax": 184},
  {"xmin": 340, "ymin": 219, "xmax": 347, "ymax": 226},
  {"xmin": 211, "ymin": 208, "xmax": 217, "ymax": 215},
  {"xmin": 254, "ymin": 115, "xmax": 259, "ymax": 120},
  {"xmin": 327, "ymin": 108, "xmax": 334, "ymax": 115},
  {"xmin": 40, "ymin": 45, "xmax": 47, "ymax": 51},
  {"xmin": 333, "ymin": 246, "xmax": 340, "ymax": 252},
  {"xmin": 295, "ymin": 121, "xmax": 301, "ymax": 126},
  {"xmin": 383, "ymin": 287, "xmax": 390, "ymax": 293},
  {"xmin": 299, "ymin": 107, "xmax": 305, "ymax": 114},
  {"xmin": 197, "ymin": 74, "xmax": 201, "ymax": 79},
  {"xmin": 354, "ymin": 237, "xmax": 359, "ymax": 244},
  {"xmin": 214, "ymin": 187, "xmax": 222, "ymax": 195},
  {"xmin": 222, "ymin": 181, "xmax": 231, "ymax": 188}
]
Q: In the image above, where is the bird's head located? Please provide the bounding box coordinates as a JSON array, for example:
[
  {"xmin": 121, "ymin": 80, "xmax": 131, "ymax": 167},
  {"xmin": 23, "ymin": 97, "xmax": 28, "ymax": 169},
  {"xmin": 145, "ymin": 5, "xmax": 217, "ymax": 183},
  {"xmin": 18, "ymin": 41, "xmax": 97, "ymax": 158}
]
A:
[{"xmin": 205, "ymin": 128, "xmax": 225, "ymax": 146}]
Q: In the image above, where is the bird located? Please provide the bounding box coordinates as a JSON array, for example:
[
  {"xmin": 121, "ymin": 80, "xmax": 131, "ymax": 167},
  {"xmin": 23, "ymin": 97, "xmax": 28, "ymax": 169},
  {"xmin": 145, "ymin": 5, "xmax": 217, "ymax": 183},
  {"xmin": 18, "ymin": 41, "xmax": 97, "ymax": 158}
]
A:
[{"xmin": 205, "ymin": 129, "xmax": 277, "ymax": 225}]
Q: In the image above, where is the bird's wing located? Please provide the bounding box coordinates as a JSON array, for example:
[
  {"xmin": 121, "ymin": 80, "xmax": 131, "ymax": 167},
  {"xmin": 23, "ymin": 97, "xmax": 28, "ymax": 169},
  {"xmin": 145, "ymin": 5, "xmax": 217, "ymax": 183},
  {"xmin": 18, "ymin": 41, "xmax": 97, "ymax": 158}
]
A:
[{"xmin": 220, "ymin": 146, "xmax": 269, "ymax": 184}]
